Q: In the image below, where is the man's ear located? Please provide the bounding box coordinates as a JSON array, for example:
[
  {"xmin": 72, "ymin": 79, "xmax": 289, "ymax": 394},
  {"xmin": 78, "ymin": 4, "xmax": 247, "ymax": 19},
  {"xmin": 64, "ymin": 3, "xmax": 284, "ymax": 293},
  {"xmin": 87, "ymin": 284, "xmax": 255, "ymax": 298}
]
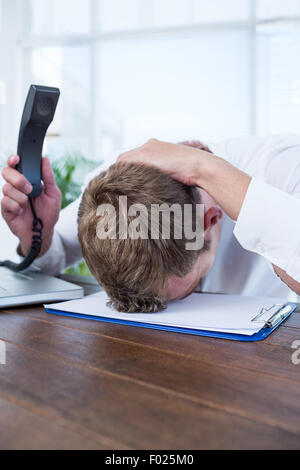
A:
[{"xmin": 204, "ymin": 207, "xmax": 223, "ymax": 231}]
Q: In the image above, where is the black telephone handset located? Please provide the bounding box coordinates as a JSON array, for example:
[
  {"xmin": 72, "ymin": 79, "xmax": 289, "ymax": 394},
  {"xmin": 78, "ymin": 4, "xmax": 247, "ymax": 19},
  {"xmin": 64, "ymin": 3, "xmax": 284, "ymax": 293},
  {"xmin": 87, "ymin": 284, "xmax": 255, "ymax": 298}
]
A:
[
  {"xmin": 0, "ymin": 85, "xmax": 60, "ymax": 272},
  {"xmin": 17, "ymin": 85, "xmax": 60, "ymax": 197}
]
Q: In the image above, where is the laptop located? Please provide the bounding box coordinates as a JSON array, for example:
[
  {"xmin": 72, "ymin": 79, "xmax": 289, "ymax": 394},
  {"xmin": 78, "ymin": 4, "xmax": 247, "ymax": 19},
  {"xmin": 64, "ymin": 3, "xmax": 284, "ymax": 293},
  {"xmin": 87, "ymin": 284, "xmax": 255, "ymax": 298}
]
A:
[{"xmin": 0, "ymin": 267, "xmax": 84, "ymax": 308}]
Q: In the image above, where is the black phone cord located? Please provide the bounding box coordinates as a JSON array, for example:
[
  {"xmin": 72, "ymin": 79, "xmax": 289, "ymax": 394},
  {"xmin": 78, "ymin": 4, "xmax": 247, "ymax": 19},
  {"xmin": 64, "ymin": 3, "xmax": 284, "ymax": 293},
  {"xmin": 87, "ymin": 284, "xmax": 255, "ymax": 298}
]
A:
[{"xmin": 0, "ymin": 197, "xmax": 43, "ymax": 272}]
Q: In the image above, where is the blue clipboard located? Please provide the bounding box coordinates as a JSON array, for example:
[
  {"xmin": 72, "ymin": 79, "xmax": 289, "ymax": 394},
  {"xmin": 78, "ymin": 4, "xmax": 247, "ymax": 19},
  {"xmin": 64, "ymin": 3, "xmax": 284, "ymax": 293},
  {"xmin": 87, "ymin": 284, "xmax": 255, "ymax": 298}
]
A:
[{"xmin": 46, "ymin": 302, "xmax": 297, "ymax": 342}]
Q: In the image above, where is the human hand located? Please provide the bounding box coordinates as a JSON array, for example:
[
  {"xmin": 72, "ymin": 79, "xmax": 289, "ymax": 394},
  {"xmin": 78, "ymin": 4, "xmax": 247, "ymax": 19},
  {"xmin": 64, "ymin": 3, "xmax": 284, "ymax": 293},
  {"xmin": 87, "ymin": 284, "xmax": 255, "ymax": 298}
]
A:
[
  {"xmin": 1, "ymin": 155, "xmax": 61, "ymax": 256},
  {"xmin": 117, "ymin": 138, "xmax": 212, "ymax": 186}
]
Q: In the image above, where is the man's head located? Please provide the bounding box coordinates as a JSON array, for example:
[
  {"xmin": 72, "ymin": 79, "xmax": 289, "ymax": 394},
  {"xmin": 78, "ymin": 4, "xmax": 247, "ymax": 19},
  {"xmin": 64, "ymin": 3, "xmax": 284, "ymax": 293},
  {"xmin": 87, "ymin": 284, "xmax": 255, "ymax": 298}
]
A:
[{"xmin": 78, "ymin": 163, "xmax": 222, "ymax": 312}]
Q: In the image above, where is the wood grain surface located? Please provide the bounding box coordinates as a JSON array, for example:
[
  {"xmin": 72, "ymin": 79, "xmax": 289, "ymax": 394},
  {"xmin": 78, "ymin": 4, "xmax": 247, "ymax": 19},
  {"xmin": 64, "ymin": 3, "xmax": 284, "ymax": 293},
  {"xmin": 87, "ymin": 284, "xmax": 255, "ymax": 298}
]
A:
[{"xmin": 0, "ymin": 285, "xmax": 299, "ymax": 449}]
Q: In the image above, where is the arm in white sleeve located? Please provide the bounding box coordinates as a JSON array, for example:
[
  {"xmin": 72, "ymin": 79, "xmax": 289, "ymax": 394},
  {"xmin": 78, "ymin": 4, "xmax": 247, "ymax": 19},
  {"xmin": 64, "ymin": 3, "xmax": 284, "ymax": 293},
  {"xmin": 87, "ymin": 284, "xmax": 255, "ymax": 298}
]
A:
[
  {"xmin": 234, "ymin": 178, "xmax": 300, "ymax": 282},
  {"xmin": 31, "ymin": 196, "xmax": 83, "ymax": 276},
  {"xmin": 31, "ymin": 230, "xmax": 67, "ymax": 275}
]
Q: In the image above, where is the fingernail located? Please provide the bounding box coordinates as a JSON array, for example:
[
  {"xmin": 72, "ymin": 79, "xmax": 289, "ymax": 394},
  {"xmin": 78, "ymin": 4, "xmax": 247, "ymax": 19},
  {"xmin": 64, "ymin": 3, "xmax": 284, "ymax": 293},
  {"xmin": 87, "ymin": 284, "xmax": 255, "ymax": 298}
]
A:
[{"xmin": 25, "ymin": 183, "xmax": 32, "ymax": 194}]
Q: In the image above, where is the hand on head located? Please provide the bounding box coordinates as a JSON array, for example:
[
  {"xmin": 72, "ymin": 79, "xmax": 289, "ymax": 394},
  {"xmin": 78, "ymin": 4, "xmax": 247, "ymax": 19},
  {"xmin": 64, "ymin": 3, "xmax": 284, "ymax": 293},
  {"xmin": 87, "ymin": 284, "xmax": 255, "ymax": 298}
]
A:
[
  {"xmin": 117, "ymin": 138, "xmax": 213, "ymax": 187},
  {"xmin": 1, "ymin": 155, "xmax": 61, "ymax": 256}
]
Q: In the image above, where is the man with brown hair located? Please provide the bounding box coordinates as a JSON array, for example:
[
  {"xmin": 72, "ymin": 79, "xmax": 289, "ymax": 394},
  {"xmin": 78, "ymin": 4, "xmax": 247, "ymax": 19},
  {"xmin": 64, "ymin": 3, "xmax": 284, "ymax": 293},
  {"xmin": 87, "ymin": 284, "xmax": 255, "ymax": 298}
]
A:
[
  {"xmin": 77, "ymin": 162, "xmax": 216, "ymax": 312},
  {"xmin": 2, "ymin": 136, "xmax": 300, "ymax": 310}
]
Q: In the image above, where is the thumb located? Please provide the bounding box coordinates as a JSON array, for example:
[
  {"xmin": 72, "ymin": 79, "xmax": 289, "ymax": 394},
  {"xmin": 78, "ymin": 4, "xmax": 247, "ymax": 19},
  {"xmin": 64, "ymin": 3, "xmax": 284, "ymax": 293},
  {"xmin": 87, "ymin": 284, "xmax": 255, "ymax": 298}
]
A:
[{"xmin": 41, "ymin": 157, "xmax": 58, "ymax": 195}]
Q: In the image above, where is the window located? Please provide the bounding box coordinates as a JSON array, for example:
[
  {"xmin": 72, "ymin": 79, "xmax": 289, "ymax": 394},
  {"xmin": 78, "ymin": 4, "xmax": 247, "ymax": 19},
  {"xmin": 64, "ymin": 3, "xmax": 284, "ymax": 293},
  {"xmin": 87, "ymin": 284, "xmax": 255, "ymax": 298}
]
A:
[
  {"xmin": 29, "ymin": 45, "xmax": 92, "ymax": 157},
  {"xmin": 192, "ymin": 0, "xmax": 249, "ymax": 23},
  {"xmin": 0, "ymin": 0, "xmax": 3, "ymax": 32},
  {"xmin": 99, "ymin": 31, "xmax": 251, "ymax": 151},
  {"xmin": 1, "ymin": 0, "xmax": 300, "ymax": 164},
  {"xmin": 256, "ymin": 0, "xmax": 300, "ymax": 19},
  {"xmin": 0, "ymin": 0, "xmax": 5, "ymax": 162},
  {"xmin": 99, "ymin": 0, "xmax": 250, "ymax": 31},
  {"xmin": 256, "ymin": 24, "xmax": 300, "ymax": 135},
  {"xmin": 0, "ymin": 0, "xmax": 4, "ymax": 105},
  {"xmin": 29, "ymin": 0, "xmax": 91, "ymax": 35}
]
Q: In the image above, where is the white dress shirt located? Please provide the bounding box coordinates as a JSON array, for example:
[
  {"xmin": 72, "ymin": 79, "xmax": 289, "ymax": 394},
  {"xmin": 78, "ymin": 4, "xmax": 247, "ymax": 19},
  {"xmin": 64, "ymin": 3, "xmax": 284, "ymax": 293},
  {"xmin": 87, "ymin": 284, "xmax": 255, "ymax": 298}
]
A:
[{"xmin": 32, "ymin": 134, "xmax": 300, "ymax": 302}]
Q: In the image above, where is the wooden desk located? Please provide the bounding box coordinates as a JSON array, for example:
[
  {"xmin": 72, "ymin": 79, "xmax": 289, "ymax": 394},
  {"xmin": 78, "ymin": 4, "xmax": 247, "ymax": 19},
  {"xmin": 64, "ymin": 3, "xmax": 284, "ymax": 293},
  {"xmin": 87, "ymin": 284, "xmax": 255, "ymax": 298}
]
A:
[{"xmin": 0, "ymin": 277, "xmax": 299, "ymax": 449}]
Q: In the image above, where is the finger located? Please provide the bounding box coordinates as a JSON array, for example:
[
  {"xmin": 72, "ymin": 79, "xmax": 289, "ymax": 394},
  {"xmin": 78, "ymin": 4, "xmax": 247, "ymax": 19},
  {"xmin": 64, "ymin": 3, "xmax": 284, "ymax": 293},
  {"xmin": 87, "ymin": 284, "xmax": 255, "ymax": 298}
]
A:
[
  {"xmin": 117, "ymin": 149, "xmax": 136, "ymax": 162},
  {"xmin": 117, "ymin": 145, "xmax": 146, "ymax": 163},
  {"xmin": 1, "ymin": 167, "xmax": 32, "ymax": 194},
  {"xmin": 180, "ymin": 140, "xmax": 212, "ymax": 153},
  {"xmin": 41, "ymin": 157, "xmax": 57, "ymax": 193},
  {"xmin": 1, "ymin": 196, "xmax": 23, "ymax": 215},
  {"xmin": 2, "ymin": 183, "xmax": 29, "ymax": 208},
  {"xmin": 7, "ymin": 155, "xmax": 20, "ymax": 168},
  {"xmin": 117, "ymin": 151, "xmax": 129, "ymax": 163},
  {"xmin": 179, "ymin": 140, "xmax": 202, "ymax": 148}
]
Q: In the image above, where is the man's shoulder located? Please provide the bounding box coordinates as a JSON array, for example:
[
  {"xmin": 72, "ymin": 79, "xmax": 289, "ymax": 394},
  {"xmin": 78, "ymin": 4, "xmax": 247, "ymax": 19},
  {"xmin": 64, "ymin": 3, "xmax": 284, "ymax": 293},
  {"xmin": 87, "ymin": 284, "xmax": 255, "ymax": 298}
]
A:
[{"xmin": 209, "ymin": 134, "xmax": 300, "ymax": 169}]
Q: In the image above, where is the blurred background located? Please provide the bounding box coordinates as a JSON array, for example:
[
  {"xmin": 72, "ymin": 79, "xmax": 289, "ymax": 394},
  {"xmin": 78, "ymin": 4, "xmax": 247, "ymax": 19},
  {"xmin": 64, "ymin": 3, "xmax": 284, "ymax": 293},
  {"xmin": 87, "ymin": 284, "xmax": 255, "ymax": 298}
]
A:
[{"xmin": 0, "ymin": 0, "xmax": 300, "ymax": 264}]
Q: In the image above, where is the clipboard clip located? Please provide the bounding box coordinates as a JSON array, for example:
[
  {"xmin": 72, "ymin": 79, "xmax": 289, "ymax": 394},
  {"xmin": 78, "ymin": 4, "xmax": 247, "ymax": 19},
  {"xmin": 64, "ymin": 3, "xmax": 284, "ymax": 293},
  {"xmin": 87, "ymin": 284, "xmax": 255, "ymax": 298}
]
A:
[{"xmin": 251, "ymin": 303, "xmax": 293, "ymax": 329}]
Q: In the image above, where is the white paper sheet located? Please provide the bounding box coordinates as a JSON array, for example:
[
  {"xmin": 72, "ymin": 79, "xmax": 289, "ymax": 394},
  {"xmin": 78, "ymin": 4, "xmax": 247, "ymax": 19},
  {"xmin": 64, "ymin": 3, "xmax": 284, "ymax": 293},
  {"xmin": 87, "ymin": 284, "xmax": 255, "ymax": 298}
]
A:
[{"xmin": 45, "ymin": 292, "xmax": 288, "ymax": 336}]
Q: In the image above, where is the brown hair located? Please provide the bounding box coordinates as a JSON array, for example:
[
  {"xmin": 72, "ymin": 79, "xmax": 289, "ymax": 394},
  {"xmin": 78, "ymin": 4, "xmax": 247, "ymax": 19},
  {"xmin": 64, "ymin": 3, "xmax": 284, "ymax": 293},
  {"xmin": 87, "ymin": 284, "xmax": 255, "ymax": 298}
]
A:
[{"xmin": 78, "ymin": 163, "xmax": 206, "ymax": 312}]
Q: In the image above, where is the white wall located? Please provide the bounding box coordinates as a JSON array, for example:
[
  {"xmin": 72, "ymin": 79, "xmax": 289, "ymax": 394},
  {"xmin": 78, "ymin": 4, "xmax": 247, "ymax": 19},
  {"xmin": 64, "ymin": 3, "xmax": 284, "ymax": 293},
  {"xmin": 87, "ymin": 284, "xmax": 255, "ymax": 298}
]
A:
[
  {"xmin": 0, "ymin": 0, "xmax": 22, "ymax": 259},
  {"xmin": 0, "ymin": 0, "xmax": 24, "ymax": 159}
]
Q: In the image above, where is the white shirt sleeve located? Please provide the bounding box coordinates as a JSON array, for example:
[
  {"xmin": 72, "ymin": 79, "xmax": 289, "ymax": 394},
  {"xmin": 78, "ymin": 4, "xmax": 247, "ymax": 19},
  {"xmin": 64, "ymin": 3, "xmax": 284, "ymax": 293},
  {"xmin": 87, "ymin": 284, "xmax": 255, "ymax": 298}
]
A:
[
  {"xmin": 211, "ymin": 135, "xmax": 300, "ymax": 284},
  {"xmin": 31, "ymin": 230, "xmax": 67, "ymax": 275},
  {"xmin": 234, "ymin": 178, "xmax": 300, "ymax": 282},
  {"xmin": 31, "ymin": 196, "xmax": 82, "ymax": 276}
]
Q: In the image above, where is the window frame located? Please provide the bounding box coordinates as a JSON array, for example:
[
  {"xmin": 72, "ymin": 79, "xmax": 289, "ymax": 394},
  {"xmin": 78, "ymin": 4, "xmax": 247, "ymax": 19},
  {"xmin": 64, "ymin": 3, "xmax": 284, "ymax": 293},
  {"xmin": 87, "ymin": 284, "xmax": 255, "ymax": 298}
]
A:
[{"xmin": 11, "ymin": 0, "xmax": 300, "ymax": 158}]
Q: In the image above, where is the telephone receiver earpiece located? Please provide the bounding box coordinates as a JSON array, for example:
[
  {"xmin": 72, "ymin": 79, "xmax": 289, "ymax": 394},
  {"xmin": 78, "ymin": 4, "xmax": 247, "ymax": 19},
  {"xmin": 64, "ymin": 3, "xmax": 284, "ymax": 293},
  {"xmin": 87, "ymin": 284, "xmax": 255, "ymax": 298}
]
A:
[
  {"xmin": 16, "ymin": 85, "xmax": 60, "ymax": 198},
  {"xmin": 0, "ymin": 85, "xmax": 60, "ymax": 272}
]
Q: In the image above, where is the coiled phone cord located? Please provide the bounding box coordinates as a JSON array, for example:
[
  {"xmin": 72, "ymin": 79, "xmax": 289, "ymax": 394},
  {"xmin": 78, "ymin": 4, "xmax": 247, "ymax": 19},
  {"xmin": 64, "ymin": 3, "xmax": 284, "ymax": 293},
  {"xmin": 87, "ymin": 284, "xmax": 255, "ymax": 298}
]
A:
[{"xmin": 0, "ymin": 197, "xmax": 43, "ymax": 272}]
